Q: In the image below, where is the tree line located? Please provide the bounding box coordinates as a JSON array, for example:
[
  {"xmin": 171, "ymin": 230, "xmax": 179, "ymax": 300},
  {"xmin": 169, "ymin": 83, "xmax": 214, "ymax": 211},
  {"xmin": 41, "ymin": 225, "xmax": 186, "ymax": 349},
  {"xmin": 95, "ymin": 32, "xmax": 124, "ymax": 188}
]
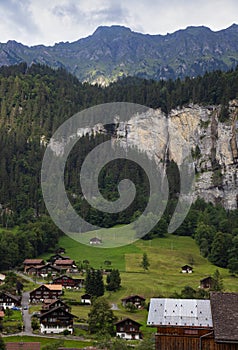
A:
[{"xmin": 0, "ymin": 63, "xmax": 238, "ymax": 271}]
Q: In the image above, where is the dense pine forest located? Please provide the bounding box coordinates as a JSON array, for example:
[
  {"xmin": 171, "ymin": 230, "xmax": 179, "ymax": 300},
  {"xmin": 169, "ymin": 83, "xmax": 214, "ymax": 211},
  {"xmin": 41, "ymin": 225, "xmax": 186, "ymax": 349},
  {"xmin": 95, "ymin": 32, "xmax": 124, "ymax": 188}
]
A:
[{"xmin": 0, "ymin": 62, "xmax": 238, "ymax": 273}]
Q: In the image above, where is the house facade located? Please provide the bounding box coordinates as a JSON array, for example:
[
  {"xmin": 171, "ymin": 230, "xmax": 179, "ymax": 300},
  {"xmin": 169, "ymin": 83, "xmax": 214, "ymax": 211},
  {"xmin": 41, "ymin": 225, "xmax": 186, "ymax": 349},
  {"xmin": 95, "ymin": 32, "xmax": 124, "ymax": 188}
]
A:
[
  {"xmin": 115, "ymin": 318, "xmax": 142, "ymax": 340},
  {"xmin": 81, "ymin": 293, "xmax": 91, "ymax": 304},
  {"xmin": 53, "ymin": 259, "xmax": 78, "ymax": 273},
  {"xmin": 29, "ymin": 284, "xmax": 62, "ymax": 303},
  {"xmin": 89, "ymin": 237, "xmax": 102, "ymax": 245},
  {"xmin": 0, "ymin": 292, "xmax": 21, "ymax": 309},
  {"xmin": 41, "ymin": 299, "xmax": 70, "ymax": 313},
  {"xmin": 52, "ymin": 275, "xmax": 84, "ymax": 289},
  {"xmin": 26, "ymin": 264, "xmax": 60, "ymax": 277},
  {"xmin": 121, "ymin": 295, "xmax": 146, "ymax": 308},
  {"xmin": 23, "ymin": 259, "xmax": 44, "ymax": 273},
  {"xmin": 181, "ymin": 265, "xmax": 193, "ymax": 273},
  {"xmin": 39, "ymin": 306, "xmax": 75, "ymax": 334},
  {"xmin": 148, "ymin": 294, "xmax": 238, "ymax": 350},
  {"xmin": 200, "ymin": 276, "xmax": 215, "ymax": 289}
]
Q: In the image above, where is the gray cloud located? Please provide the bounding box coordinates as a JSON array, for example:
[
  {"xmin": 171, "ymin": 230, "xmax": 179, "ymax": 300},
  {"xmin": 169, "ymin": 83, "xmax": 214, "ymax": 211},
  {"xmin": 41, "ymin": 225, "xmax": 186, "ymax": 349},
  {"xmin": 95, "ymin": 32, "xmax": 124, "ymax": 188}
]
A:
[
  {"xmin": 0, "ymin": 0, "xmax": 39, "ymax": 40},
  {"xmin": 0, "ymin": 0, "xmax": 237, "ymax": 45}
]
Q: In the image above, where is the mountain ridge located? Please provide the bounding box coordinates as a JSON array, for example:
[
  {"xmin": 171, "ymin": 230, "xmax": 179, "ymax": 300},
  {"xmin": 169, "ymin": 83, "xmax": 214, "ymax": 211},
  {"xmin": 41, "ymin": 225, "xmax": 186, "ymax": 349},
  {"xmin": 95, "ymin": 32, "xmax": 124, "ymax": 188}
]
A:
[{"xmin": 1, "ymin": 24, "xmax": 238, "ymax": 84}]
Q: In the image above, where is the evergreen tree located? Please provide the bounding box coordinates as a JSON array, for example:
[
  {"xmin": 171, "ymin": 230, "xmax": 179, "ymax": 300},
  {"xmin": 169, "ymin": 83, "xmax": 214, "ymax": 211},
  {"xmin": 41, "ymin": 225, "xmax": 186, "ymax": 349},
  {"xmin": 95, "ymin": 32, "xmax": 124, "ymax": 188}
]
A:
[
  {"xmin": 212, "ymin": 269, "xmax": 224, "ymax": 291},
  {"xmin": 85, "ymin": 269, "xmax": 104, "ymax": 297},
  {"xmin": 141, "ymin": 253, "xmax": 150, "ymax": 271},
  {"xmin": 106, "ymin": 269, "xmax": 121, "ymax": 291},
  {"xmin": 88, "ymin": 297, "xmax": 117, "ymax": 335}
]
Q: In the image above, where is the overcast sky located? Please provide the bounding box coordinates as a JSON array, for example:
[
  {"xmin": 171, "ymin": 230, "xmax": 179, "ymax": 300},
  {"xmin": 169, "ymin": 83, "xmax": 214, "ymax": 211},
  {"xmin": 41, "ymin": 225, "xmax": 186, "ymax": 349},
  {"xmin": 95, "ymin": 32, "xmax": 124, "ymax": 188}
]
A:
[{"xmin": 0, "ymin": 0, "xmax": 237, "ymax": 46}]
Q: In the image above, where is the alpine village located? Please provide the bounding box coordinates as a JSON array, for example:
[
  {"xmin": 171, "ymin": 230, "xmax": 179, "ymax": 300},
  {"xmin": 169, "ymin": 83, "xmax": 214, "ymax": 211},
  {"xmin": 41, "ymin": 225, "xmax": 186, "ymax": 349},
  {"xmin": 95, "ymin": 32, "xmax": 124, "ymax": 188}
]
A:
[{"xmin": 0, "ymin": 21, "xmax": 238, "ymax": 350}]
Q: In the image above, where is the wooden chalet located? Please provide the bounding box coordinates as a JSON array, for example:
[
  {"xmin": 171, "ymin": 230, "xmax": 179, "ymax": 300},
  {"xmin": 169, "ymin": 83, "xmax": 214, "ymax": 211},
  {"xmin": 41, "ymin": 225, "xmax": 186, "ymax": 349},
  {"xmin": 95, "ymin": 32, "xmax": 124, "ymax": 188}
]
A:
[
  {"xmin": 39, "ymin": 306, "xmax": 76, "ymax": 334},
  {"xmin": 0, "ymin": 291, "xmax": 21, "ymax": 309},
  {"xmin": 26, "ymin": 264, "xmax": 60, "ymax": 277},
  {"xmin": 81, "ymin": 293, "xmax": 91, "ymax": 304},
  {"xmin": 53, "ymin": 259, "xmax": 78, "ymax": 273},
  {"xmin": 115, "ymin": 317, "xmax": 142, "ymax": 340},
  {"xmin": 55, "ymin": 247, "xmax": 66, "ymax": 254},
  {"xmin": 5, "ymin": 343, "xmax": 40, "ymax": 350},
  {"xmin": 200, "ymin": 276, "xmax": 215, "ymax": 289},
  {"xmin": 148, "ymin": 295, "xmax": 238, "ymax": 350},
  {"xmin": 23, "ymin": 259, "xmax": 44, "ymax": 272},
  {"xmin": 181, "ymin": 264, "xmax": 193, "ymax": 273},
  {"xmin": 52, "ymin": 275, "xmax": 84, "ymax": 289},
  {"xmin": 89, "ymin": 237, "xmax": 102, "ymax": 245},
  {"xmin": 121, "ymin": 295, "xmax": 146, "ymax": 308},
  {"xmin": 41, "ymin": 298, "xmax": 70, "ymax": 313},
  {"xmin": 47, "ymin": 254, "xmax": 71, "ymax": 264},
  {"xmin": 29, "ymin": 284, "xmax": 62, "ymax": 303}
]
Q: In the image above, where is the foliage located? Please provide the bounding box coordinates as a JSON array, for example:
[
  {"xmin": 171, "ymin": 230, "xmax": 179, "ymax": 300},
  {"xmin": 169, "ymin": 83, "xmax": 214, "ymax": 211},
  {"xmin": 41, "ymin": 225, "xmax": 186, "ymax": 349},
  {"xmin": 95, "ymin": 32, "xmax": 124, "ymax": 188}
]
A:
[
  {"xmin": 212, "ymin": 269, "xmax": 224, "ymax": 291},
  {"xmin": 0, "ymin": 336, "xmax": 5, "ymax": 350},
  {"xmin": 85, "ymin": 269, "xmax": 104, "ymax": 297},
  {"xmin": 31, "ymin": 316, "xmax": 40, "ymax": 331},
  {"xmin": 141, "ymin": 253, "xmax": 150, "ymax": 271},
  {"xmin": 88, "ymin": 297, "xmax": 117, "ymax": 335},
  {"xmin": 106, "ymin": 269, "xmax": 121, "ymax": 291}
]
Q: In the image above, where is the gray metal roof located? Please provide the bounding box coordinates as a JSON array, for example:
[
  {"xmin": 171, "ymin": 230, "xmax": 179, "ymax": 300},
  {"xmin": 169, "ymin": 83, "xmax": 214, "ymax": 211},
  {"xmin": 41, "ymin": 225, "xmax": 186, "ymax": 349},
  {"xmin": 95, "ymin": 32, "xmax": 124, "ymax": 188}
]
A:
[{"xmin": 147, "ymin": 298, "xmax": 213, "ymax": 328}]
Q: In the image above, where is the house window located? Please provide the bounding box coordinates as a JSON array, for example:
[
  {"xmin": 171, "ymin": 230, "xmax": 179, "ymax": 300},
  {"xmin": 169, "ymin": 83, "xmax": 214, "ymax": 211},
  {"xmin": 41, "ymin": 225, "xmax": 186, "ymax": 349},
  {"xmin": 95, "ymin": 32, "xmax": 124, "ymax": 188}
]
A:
[{"xmin": 120, "ymin": 327, "xmax": 124, "ymax": 332}]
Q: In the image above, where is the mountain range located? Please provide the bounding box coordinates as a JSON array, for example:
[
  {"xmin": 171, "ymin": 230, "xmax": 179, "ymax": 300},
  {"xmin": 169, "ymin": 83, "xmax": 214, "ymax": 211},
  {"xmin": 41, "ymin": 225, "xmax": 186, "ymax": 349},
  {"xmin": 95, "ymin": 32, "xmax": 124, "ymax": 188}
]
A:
[{"xmin": 1, "ymin": 24, "xmax": 238, "ymax": 85}]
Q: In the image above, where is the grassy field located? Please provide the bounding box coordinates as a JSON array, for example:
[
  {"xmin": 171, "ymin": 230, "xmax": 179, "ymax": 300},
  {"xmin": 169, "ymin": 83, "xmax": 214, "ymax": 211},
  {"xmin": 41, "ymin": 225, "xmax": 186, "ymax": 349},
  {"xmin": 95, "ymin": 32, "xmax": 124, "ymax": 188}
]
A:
[
  {"xmin": 3, "ymin": 335, "xmax": 93, "ymax": 349},
  {"xmin": 39, "ymin": 233, "xmax": 238, "ymax": 334},
  {"xmin": 43, "ymin": 233, "xmax": 238, "ymax": 294}
]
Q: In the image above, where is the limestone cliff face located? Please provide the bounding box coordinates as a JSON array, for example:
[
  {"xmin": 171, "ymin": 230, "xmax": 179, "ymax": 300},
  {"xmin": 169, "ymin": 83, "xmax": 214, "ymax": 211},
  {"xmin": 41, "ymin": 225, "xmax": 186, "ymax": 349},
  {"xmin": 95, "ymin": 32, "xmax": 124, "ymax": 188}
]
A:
[{"xmin": 113, "ymin": 101, "xmax": 238, "ymax": 209}]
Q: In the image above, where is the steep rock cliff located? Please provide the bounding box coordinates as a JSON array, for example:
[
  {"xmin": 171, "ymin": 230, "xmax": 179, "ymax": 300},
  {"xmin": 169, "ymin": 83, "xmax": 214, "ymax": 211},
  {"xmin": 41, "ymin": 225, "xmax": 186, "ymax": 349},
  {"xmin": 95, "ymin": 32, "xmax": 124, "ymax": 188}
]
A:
[{"xmin": 113, "ymin": 101, "xmax": 238, "ymax": 209}]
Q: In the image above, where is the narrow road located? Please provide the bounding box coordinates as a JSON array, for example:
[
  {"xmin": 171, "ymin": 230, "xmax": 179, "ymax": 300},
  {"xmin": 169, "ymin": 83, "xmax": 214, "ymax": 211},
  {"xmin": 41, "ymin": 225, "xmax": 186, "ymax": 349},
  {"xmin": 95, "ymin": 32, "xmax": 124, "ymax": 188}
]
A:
[{"xmin": 21, "ymin": 291, "xmax": 32, "ymax": 334}]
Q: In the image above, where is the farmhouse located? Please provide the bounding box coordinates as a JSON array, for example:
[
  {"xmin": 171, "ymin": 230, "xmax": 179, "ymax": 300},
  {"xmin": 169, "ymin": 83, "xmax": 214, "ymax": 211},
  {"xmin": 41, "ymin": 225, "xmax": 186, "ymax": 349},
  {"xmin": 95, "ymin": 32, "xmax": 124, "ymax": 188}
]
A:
[
  {"xmin": 200, "ymin": 276, "xmax": 215, "ymax": 289},
  {"xmin": 23, "ymin": 259, "xmax": 44, "ymax": 272},
  {"xmin": 53, "ymin": 259, "xmax": 78, "ymax": 273},
  {"xmin": 41, "ymin": 299, "xmax": 70, "ymax": 313},
  {"xmin": 181, "ymin": 264, "xmax": 193, "ymax": 273},
  {"xmin": 25, "ymin": 264, "xmax": 60, "ymax": 277},
  {"xmin": 52, "ymin": 275, "xmax": 84, "ymax": 289},
  {"xmin": 81, "ymin": 293, "xmax": 91, "ymax": 304},
  {"xmin": 47, "ymin": 254, "xmax": 71, "ymax": 264},
  {"xmin": 115, "ymin": 317, "xmax": 142, "ymax": 340},
  {"xmin": 0, "ymin": 291, "xmax": 21, "ymax": 309},
  {"xmin": 89, "ymin": 237, "xmax": 102, "ymax": 245},
  {"xmin": 39, "ymin": 306, "xmax": 76, "ymax": 334},
  {"xmin": 29, "ymin": 284, "xmax": 62, "ymax": 303},
  {"xmin": 147, "ymin": 293, "xmax": 238, "ymax": 350},
  {"xmin": 121, "ymin": 295, "xmax": 146, "ymax": 308}
]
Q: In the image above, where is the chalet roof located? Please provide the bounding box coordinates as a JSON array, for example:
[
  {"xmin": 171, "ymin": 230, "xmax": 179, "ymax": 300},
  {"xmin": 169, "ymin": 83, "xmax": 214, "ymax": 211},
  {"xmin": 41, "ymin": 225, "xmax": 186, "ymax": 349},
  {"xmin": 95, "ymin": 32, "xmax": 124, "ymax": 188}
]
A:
[
  {"xmin": 5, "ymin": 343, "xmax": 40, "ymax": 350},
  {"xmin": 200, "ymin": 276, "xmax": 214, "ymax": 282},
  {"xmin": 0, "ymin": 291, "xmax": 21, "ymax": 302},
  {"xmin": 23, "ymin": 259, "xmax": 44, "ymax": 265},
  {"xmin": 90, "ymin": 237, "xmax": 102, "ymax": 243},
  {"xmin": 121, "ymin": 294, "xmax": 146, "ymax": 301},
  {"xmin": 210, "ymin": 292, "xmax": 238, "ymax": 342},
  {"xmin": 54, "ymin": 259, "xmax": 75, "ymax": 265},
  {"xmin": 181, "ymin": 265, "xmax": 193, "ymax": 270},
  {"xmin": 81, "ymin": 293, "xmax": 91, "ymax": 299},
  {"xmin": 53, "ymin": 274, "xmax": 74, "ymax": 281},
  {"xmin": 147, "ymin": 298, "xmax": 213, "ymax": 327},
  {"xmin": 39, "ymin": 306, "xmax": 76, "ymax": 319},
  {"xmin": 115, "ymin": 317, "xmax": 142, "ymax": 326},
  {"xmin": 44, "ymin": 284, "xmax": 62, "ymax": 291}
]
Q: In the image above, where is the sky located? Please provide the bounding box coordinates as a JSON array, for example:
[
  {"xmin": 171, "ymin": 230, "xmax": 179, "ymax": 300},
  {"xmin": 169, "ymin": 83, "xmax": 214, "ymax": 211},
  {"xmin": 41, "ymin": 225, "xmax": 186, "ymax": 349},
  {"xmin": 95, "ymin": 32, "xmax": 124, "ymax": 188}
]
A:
[{"xmin": 0, "ymin": 0, "xmax": 237, "ymax": 46}]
